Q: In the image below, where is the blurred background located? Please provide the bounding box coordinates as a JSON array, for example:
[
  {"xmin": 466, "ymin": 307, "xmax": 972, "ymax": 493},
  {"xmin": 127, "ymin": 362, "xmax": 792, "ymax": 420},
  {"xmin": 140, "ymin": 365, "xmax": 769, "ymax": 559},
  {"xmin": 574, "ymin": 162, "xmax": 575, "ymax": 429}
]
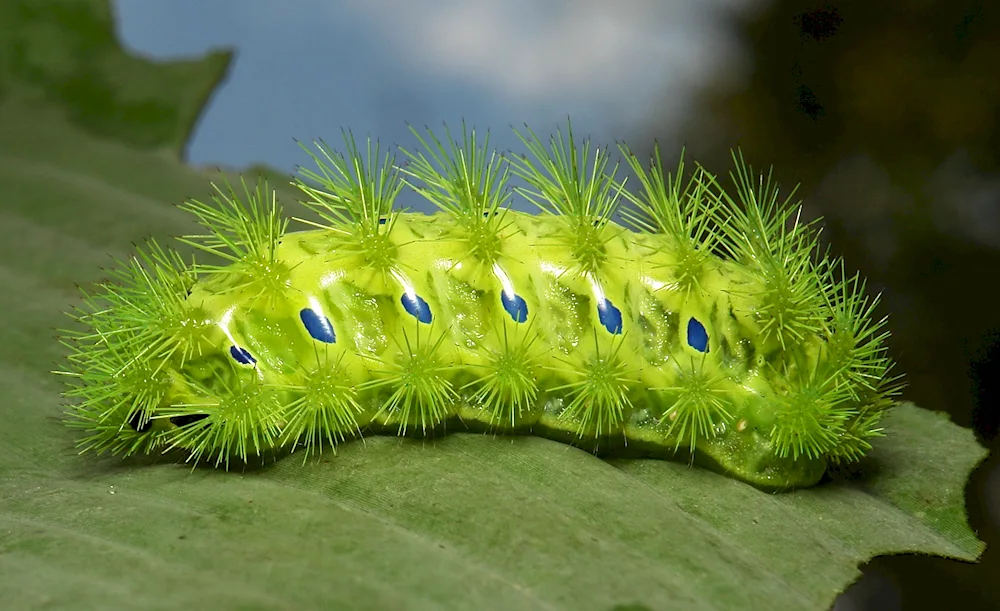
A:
[{"xmin": 99, "ymin": 0, "xmax": 1000, "ymax": 608}]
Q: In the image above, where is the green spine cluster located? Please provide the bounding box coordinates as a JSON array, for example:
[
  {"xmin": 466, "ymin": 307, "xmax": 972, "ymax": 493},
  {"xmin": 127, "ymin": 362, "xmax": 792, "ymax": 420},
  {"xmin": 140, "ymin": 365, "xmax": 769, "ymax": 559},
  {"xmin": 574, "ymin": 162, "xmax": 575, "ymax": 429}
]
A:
[{"xmin": 55, "ymin": 122, "xmax": 903, "ymax": 490}]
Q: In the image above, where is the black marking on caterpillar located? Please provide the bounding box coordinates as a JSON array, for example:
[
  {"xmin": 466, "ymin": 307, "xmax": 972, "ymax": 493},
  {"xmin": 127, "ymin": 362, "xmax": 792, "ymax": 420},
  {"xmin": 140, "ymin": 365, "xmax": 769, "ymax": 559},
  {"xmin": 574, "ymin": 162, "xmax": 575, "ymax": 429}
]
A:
[{"xmin": 54, "ymin": 121, "xmax": 903, "ymax": 490}]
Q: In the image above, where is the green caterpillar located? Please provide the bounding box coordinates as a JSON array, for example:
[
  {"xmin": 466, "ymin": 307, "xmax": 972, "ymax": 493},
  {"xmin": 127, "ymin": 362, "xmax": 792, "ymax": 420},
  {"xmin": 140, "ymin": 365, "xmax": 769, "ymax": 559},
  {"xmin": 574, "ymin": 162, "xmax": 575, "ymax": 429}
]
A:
[{"xmin": 56, "ymin": 122, "xmax": 902, "ymax": 490}]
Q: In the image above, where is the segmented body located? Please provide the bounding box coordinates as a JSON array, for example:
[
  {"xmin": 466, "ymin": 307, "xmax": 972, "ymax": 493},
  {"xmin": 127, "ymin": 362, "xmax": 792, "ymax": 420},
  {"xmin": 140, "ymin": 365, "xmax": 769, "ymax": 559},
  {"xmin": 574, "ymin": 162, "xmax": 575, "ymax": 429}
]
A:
[
  {"xmin": 164, "ymin": 210, "xmax": 829, "ymax": 489},
  {"xmin": 57, "ymin": 125, "xmax": 900, "ymax": 490}
]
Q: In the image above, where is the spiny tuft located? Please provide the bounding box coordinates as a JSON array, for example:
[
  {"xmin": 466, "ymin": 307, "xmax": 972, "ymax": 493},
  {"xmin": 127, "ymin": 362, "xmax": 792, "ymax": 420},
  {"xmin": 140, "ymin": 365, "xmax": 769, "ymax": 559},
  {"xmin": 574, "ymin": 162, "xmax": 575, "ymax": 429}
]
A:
[
  {"xmin": 706, "ymin": 151, "xmax": 829, "ymax": 350},
  {"xmin": 768, "ymin": 365, "xmax": 855, "ymax": 460},
  {"xmin": 399, "ymin": 122, "xmax": 513, "ymax": 266},
  {"xmin": 620, "ymin": 145, "xmax": 722, "ymax": 298},
  {"xmin": 278, "ymin": 351, "xmax": 365, "ymax": 461},
  {"xmin": 512, "ymin": 120, "xmax": 624, "ymax": 276},
  {"xmin": 294, "ymin": 132, "xmax": 403, "ymax": 273},
  {"xmin": 463, "ymin": 320, "xmax": 543, "ymax": 428},
  {"xmin": 548, "ymin": 332, "xmax": 635, "ymax": 437},
  {"xmin": 179, "ymin": 177, "xmax": 291, "ymax": 305},
  {"xmin": 821, "ymin": 261, "xmax": 894, "ymax": 397},
  {"xmin": 366, "ymin": 327, "xmax": 459, "ymax": 434},
  {"xmin": 655, "ymin": 354, "xmax": 734, "ymax": 451},
  {"xmin": 60, "ymin": 334, "xmax": 172, "ymax": 458},
  {"xmin": 159, "ymin": 377, "xmax": 285, "ymax": 468}
]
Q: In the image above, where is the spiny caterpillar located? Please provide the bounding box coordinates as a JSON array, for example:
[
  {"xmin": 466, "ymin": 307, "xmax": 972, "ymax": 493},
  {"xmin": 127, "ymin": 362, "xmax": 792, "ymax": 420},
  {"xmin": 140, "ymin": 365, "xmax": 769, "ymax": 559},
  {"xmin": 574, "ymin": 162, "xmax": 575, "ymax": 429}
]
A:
[{"xmin": 55, "ymin": 122, "xmax": 902, "ymax": 490}]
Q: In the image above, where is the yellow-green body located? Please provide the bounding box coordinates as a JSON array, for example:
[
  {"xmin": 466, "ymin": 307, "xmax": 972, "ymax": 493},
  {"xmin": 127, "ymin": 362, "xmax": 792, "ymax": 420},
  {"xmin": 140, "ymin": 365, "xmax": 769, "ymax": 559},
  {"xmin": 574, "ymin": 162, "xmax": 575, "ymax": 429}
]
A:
[
  {"xmin": 58, "ymin": 125, "xmax": 898, "ymax": 491},
  {"xmin": 166, "ymin": 211, "xmax": 826, "ymax": 489}
]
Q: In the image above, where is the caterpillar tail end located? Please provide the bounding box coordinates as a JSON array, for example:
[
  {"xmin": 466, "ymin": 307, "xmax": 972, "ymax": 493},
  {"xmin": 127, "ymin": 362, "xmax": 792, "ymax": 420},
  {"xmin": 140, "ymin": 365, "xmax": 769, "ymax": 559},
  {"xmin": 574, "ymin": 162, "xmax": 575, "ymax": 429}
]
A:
[{"xmin": 699, "ymin": 434, "xmax": 827, "ymax": 491}]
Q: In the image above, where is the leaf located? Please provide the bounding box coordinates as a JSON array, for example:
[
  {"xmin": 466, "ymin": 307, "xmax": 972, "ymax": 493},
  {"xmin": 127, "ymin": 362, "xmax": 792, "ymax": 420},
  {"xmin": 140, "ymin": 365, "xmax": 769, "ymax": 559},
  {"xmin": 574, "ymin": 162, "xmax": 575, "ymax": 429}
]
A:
[
  {"xmin": 0, "ymin": 0, "xmax": 232, "ymax": 153},
  {"xmin": 0, "ymin": 2, "xmax": 987, "ymax": 609}
]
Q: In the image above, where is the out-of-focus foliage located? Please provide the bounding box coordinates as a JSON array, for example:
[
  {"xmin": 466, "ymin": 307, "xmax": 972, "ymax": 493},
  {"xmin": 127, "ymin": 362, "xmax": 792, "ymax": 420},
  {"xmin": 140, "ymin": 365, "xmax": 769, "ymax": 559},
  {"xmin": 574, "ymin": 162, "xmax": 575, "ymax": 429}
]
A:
[{"xmin": 0, "ymin": 0, "xmax": 232, "ymax": 153}]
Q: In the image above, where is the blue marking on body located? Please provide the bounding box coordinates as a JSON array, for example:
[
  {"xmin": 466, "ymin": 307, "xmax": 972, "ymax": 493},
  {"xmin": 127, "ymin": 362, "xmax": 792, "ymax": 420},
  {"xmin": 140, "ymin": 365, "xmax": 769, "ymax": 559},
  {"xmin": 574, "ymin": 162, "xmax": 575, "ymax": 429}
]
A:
[
  {"xmin": 401, "ymin": 293, "xmax": 433, "ymax": 324},
  {"xmin": 501, "ymin": 291, "xmax": 528, "ymax": 323},
  {"xmin": 378, "ymin": 217, "xmax": 387, "ymax": 225},
  {"xmin": 687, "ymin": 317, "xmax": 709, "ymax": 352},
  {"xmin": 299, "ymin": 308, "xmax": 336, "ymax": 343},
  {"xmin": 597, "ymin": 298, "xmax": 623, "ymax": 334},
  {"xmin": 229, "ymin": 345, "xmax": 256, "ymax": 364}
]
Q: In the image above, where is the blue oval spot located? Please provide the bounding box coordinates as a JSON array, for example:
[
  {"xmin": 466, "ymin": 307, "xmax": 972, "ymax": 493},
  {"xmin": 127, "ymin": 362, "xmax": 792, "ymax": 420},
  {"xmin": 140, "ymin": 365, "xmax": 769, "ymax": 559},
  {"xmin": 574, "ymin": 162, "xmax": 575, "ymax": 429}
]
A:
[
  {"xmin": 597, "ymin": 298, "xmax": 623, "ymax": 334},
  {"xmin": 400, "ymin": 293, "xmax": 433, "ymax": 324},
  {"xmin": 229, "ymin": 345, "xmax": 256, "ymax": 365},
  {"xmin": 299, "ymin": 308, "xmax": 336, "ymax": 343},
  {"xmin": 687, "ymin": 317, "xmax": 709, "ymax": 352},
  {"xmin": 501, "ymin": 292, "xmax": 528, "ymax": 323},
  {"xmin": 378, "ymin": 217, "xmax": 387, "ymax": 225}
]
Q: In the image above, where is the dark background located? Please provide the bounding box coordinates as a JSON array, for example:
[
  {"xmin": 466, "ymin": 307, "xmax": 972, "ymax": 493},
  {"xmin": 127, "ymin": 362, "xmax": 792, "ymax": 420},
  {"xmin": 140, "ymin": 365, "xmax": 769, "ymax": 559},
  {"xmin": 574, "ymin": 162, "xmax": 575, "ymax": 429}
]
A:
[{"xmin": 626, "ymin": 2, "xmax": 999, "ymax": 609}]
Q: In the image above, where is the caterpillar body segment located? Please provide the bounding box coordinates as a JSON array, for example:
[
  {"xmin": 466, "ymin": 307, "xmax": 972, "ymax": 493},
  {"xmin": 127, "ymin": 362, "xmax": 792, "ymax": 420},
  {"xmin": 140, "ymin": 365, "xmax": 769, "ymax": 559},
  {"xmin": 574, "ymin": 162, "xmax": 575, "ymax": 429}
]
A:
[{"xmin": 56, "ymin": 123, "xmax": 902, "ymax": 490}]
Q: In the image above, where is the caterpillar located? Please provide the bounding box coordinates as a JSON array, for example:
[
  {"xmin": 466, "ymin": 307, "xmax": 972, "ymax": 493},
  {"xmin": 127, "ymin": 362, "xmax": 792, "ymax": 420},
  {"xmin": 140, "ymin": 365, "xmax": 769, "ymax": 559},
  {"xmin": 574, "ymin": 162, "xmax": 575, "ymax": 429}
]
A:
[{"xmin": 55, "ymin": 122, "xmax": 902, "ymax": 491}]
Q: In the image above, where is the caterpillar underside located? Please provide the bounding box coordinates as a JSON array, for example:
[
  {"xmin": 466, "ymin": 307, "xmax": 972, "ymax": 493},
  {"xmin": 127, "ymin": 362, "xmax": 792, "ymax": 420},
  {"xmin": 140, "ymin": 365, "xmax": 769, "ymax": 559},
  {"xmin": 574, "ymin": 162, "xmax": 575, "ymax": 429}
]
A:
[{"xmin": 56, "ymin": 124, "xmax": 902, "ymax": 490}]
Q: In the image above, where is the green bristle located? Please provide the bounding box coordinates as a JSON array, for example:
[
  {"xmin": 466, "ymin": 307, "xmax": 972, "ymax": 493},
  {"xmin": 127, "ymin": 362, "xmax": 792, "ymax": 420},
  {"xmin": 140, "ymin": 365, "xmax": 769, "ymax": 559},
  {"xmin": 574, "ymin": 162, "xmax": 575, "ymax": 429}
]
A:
[
  {"xmin": 399, "ymin": 123, "xmax": 513, "ymax": 266},
  {"xmin": 461, "ymin": 319, "xmax": 544, "ymax": 429},
  {"xmin": 821, "ymin": 260, "xmax": 894, "ymax": 397},
  {"xmin": 275, "ymin": 350, "xmax": 366, "ymax": 461},
  {"xmin": 826, "ymin": 410, "xmax": 886, "ymax": 464},
  {"xmin": 768, "ymin": 363, "xmax": 856, "ymax": 460},
  {"xmin": 66, "ymin": 240, "xmax": 205, "ymax": 367},
  {"xmin": 365, "ymin": 326, "xmax": 460, "ymax": 435},
  {"xmin": 158, "ymin": 375, "xmax": 285, "ymax": 469},
  {"xmin": 653, "ymin": 352, "xmax": 735, "ymax": 451},
  {"xmin": 179, "ymin": 177, "xmax": 290, "ymax": 304},
  {"xmin": 294, "ymin": 132, "xmax": 404, "ymax": 274},
  {"xmin": 512, "ymin": 121, "xmax": 625, "ymax": 277},
  {"xmin": 619, "ymin": 144, "xmax": 724, "ymax": 298},
  {"xmin": 708, "ymin": 151, "xmax": 829, "ymax": 350},
  {"xmin": 55, "ymin": 239, "xmax": 211, "ymax": 459},
  {"xmin": 60, "ymin": 331, "xmax": 170, "ymax": 458},
  {"xmin": 547, "ymin": 331, "xmax": 636, "ymax": 438}
]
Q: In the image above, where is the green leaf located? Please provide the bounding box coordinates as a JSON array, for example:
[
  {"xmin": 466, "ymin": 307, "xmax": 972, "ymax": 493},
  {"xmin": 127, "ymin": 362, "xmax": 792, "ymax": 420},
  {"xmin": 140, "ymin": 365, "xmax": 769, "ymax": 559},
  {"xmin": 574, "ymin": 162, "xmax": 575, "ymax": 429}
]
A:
[
  {"xmin": 0, "ymin": 2, "xmax": 987, "ymax": 609},
  {"xmin": 0, "ymin": 0, "xmax": 232, "ymax": 153}
]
